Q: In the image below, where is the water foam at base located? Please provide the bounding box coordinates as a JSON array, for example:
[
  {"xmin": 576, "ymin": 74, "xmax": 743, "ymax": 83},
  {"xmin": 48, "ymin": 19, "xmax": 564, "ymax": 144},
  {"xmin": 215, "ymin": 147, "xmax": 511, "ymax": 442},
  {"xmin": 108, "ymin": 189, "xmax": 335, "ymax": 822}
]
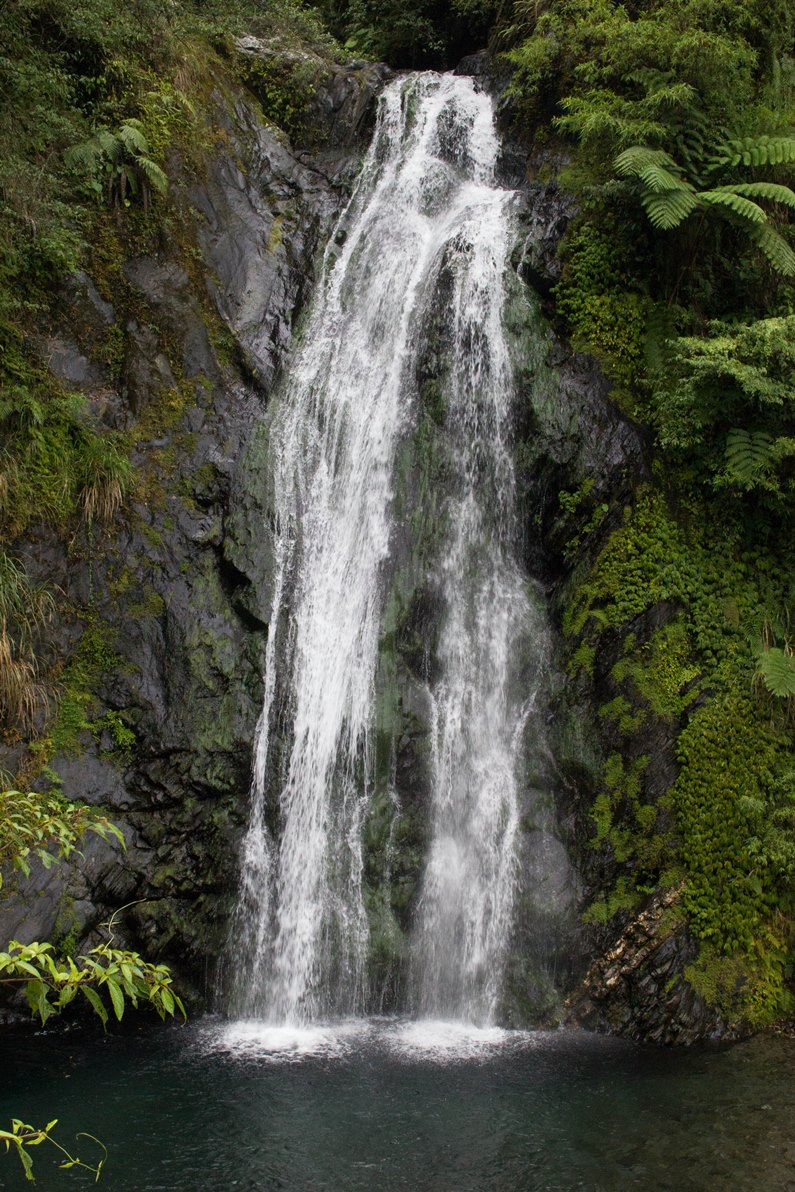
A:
[{"xmin": 202, "ymin": 1017, "xmax": 540, "ymax": 1064}]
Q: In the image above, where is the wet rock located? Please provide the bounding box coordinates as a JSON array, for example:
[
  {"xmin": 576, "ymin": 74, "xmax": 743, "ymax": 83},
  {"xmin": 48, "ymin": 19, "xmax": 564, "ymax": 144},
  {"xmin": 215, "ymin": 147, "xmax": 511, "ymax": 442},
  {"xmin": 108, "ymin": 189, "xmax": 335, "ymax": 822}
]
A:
[
  {"xmin": 0, "ymin": 67, "xmax": 385, "ymax": 1003},
  {"xmin": 566, "ymin": 887, "xmax": 745, "ymax": 1044}
]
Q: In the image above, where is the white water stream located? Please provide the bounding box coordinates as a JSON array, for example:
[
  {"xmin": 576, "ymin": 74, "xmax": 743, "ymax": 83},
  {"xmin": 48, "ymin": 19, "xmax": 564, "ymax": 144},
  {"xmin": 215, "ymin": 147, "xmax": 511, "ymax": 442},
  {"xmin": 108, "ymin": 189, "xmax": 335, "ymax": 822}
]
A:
[{"xmin": 230, "ymin": 72, "xmax": 545, "ymax": 1029}]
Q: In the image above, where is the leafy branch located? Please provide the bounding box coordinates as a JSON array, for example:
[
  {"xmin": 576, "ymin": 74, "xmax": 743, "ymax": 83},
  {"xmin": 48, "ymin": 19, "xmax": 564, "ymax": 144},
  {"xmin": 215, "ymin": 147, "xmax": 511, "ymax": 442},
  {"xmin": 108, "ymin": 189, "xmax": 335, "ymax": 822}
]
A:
[
  {"xmin": 1, "ymin": 1119, "xmax": 107, "ymax": 1184},
  {"xmin": 0, "ymin": 919, "xmax": 186, "ymax": 1027},
  {"xmin": 0, "ymin": 789, "xmax": 125, "ymax": 891}
]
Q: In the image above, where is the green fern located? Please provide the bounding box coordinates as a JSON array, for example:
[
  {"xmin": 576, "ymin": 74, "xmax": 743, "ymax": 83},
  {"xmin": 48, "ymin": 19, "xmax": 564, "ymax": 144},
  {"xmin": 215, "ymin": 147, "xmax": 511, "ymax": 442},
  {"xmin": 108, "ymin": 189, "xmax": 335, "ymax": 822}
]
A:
[
  {"xmin": 65, "ymin": 120, "xmax": 167, "ymax": 210},
  {"xmin": 724, "ymin": 429, "xmax": 775, "ymax": 488},
  {"xmin": 710, "ymin": 135, "xmax": 795, "ymax": 170},
  {"xmin": 642, "ymin": 189, "xmax": 699, "ymax": 229},
  {"xmin": 614, "ymin": 146, "xmax": 687, "ymax": 191},
  {"xmin": 615, "ymin": 136, "xmax": 795, "ymax": 272},
  {"xmin": 727, "ymin": 181, "xmax": 795, "ymax": 208},
  {"xmin": 755, "ymin": 648, "xmax": 795, "ymax": 699},
  {"xmin": 698, "ymin": 188, "xmax": 767, "ymax": 222},
  {"xmin": 749, "ymin": 223, "xmax": 795, "ymax": 275},
  {"xmin": 615, "ymin": 147, "xmax": 699, "ymax": 227}
]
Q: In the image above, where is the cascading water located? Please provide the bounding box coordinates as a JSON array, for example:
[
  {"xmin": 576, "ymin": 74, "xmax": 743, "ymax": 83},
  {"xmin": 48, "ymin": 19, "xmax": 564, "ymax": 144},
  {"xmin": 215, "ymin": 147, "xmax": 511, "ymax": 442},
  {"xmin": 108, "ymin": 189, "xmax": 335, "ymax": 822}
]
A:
[
  {"xmin": 408, "ymin": 197, "xmax": 548, "ymax": 1027},
  {"xmin": 229, "ymin": 71, "xmax": 550, "ymax": 1028}
]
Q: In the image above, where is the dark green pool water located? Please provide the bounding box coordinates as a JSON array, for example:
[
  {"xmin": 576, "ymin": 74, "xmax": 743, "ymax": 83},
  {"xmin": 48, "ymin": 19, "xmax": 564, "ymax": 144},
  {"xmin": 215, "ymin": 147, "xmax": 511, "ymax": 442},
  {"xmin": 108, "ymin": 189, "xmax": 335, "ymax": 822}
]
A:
[{"xmin": 1, "ymin": 1019, "xmax": 793, "ymax": 1191}]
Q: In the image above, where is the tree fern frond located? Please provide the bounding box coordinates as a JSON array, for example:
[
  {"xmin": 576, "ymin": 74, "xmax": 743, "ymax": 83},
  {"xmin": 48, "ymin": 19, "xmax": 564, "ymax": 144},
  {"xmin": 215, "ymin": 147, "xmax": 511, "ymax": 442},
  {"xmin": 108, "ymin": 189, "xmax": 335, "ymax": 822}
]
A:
[
  {"xmin": 709, "ymin": 134, "xmax": 795, "ymax": 170},
  {"xmin": 614, "ymin": 146, "xmax": 694, "ymax": 193},
  {"xmin": 642, "ymin": 188, "xmax": 699, "ymax": 229},
  {"xmin": 724, "ymin": 428, "xmax": 775, "ymax": 487},
  {"xmin": 136, "ymin": 157, "xmax": 168, "ymax": 193},
  {"xmin": 699, "ymin": 188, "xmax": 767, "ymax": 223},
  {"xmin": 95, "ymin": 128, "xmax": 120, "ymax": 158},
  {"xmin": 749, "ymin": 223, "xmax": 795, "ymax": 275},
  {"xmin": 726, "ymin": 181, "xmax": 795, "ymax": 209},
  {"xmin": 117, "ymin": 122, "xmax": 150, "ymax": 157},
  {"xmin": 63, "ymin": 138, "xmax": 103, "ymax": 171},
  {"xmin": 755, "ymin": 647, "xmax": 795, "ymax": 698}
]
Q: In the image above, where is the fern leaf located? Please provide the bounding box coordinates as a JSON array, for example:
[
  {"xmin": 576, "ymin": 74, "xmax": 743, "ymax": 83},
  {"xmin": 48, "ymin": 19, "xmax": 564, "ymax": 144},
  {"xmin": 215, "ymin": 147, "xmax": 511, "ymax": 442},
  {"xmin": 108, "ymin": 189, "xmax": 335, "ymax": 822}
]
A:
[
  {"xmin": 95, "ymin": 128, "xmax": 120, "ymax": 158},
  {"xmin": 64, "ymin": 138, "xmax": 104, "ymax": 171},
  {"xmin": 615, "ymin": 146, "xmax": 688, "ymax": 191},
  {"xmin": 755, "ymin": 648, "xmax": 795, "ymax": 698},
  {"xmin": 699, "ymin": 188, "xmax": 767, "ymax": 223},
  {"xmin": 136, "ymin": 157, "xmax": 168, "ymax": 194},
  {"xmin": 710, "ymin": 135, "xmax": 795, "ymax": 170},
  {"xmin": 749, "ymin": 223, "xmax": 795, "ymax": 275},
  {"xmin": 118, "ymin": 122, "xmax": 150, "ymax": 157},
  {"xmin": 642, "ymin": 188, "xmax": 699, "ymax": 229},
  {"xmin": 724, "ymin": 428, "xmax": 774, "ymax": 487},
  {"xmin": 726, "ymin": 182, "xmax": 795, "ymax": 209}
]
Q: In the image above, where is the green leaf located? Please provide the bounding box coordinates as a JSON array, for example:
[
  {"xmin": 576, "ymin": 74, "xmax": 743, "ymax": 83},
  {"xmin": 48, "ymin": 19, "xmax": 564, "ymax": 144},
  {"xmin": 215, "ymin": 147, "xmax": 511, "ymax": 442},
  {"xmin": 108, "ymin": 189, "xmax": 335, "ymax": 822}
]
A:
[
  {"xmin": 724, "ymin": 429, "xmax": 775, "ymax": 488},
  {"xmin": 18, "ymin": 1146, "xmax": 33, "ymax": 1181},
  {"xmin": 105, "ymin": 976, "xmax": 125, "ymax": 1021},
  {"xmin": 726, "ymin": 182, "xmax": 795, "ymax": 210},
  {"xmin": 749, "ymin": 224, "xmax": 795, "ymax": 276},
  {"xmin": 642, "ymin": 189, "xmax": 699, "ymax": 229},
  {"xmin": 756, "ymin": 648, "xmax": 795, "ymax": 698},
  {"xmin": 80, "ymin": 985, "xmax": 108, "ymax": 1027},
  {"xmin": 710, "ymin": 135, "xmax": 795, "ymax": 170},
  {"xmin": 699, "ymin": 189, "xmax": 767, "ymax": 223}
]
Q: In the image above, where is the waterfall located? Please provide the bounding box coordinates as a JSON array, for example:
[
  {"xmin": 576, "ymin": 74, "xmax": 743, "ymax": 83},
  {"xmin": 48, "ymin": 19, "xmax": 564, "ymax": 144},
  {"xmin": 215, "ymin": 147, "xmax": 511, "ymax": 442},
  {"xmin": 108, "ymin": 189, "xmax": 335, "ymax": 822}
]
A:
[
  {"xmin": 230, "ymin": 71, "xmax": 544, "ymax": 1027},
  {"xmin": 408, "ymin": 190, "xmax": 548, "ymax": 1027}
]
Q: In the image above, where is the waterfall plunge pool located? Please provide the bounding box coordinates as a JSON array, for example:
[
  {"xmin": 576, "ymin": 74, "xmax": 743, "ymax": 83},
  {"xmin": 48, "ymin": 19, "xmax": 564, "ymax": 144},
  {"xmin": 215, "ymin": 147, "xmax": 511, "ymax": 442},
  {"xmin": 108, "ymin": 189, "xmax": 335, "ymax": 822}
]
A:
[{"xmin": 2, "ymin": 1020, "xmax": 792, "ymax": 1190}]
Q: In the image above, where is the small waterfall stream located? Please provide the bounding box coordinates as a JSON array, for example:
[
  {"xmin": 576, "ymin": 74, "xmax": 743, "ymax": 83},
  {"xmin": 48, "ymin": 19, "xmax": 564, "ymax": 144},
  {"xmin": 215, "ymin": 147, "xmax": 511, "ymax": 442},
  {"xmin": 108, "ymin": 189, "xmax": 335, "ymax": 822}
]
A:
[{"xmin": 230, "ymin": 71, "xmax": 551, "ymax": 1028}]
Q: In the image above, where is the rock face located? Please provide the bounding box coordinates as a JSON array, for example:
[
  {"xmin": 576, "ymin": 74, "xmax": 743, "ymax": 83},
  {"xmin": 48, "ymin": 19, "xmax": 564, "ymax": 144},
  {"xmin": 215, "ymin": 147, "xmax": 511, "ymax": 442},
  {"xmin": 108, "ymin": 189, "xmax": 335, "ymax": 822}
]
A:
[
  {"xmin": 565, "ymin": 886, "xmax": 740, "ymax": 1044},
  {"xmin": 0, "ymin": 58, "xmax": 390, "ymax": 1003}
]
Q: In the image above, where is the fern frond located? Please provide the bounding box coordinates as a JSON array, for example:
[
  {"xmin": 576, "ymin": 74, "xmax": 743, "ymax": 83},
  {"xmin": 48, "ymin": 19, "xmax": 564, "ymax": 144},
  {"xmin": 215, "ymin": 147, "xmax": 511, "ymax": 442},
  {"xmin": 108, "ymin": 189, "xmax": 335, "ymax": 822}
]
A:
[
  {"xmin": 117, "ymin": 121, "xmax": 151, "ymax": 157},
  {"xmin": 615, "ymin": 146, "xmax": 689, "ymax": 191},
  {"xmin": 724, "ymin": 428, "xmax": 775, "ymax": 487},
  {"xmin": 699, "ymin": 188, "xmax": 767, "ymax": 223},
  {"xmin": 748, "ymin": 223, "xmax": 795, "ymax": 275},
  {"xmin": 136, "ymin": 157, "xmax": 168, "ymax": 193},
  {"xmin": 95, "ymin": 128, "xmax": 121, "ymax": 158},
  {"xmin": 63, "ymin": 138, "xmax": 104, "ymax": 171},
  {"xmin": 642, "ymin": 188, "xmax": 699, "ymax": 229},
  {"xmin": 710, "ymin": 134, "xmax": 795, "ymax": 170},
  {"xmin": 726, "ymin": 182, "xmax": 795, "ymax": 209},
  {"xmin": 755, "ymin": 647, "xmax": 795, "ymax": 698}
]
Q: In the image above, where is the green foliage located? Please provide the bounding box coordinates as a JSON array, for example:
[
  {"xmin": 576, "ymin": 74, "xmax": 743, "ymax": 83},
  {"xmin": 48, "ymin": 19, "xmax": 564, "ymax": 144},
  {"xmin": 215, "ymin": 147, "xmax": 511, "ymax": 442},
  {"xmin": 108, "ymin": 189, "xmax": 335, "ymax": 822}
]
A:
[
  {"xmin": 0, "ymin": 924, "xmax": 186, "ymax": 1027},
  {"xmin": 652, "ymin": 315, "xmax": 795, "ymax": 505},
  {"xmin": 0, "ymin": 788, "xmax": 124, "ymax": 890},
  {"xmin": 755, "ymin": 643, "xmax": 795, "ymax": 699},
  {"xmin": 554, "ymin": 223, "xmax": 650, "ymax": 402},
  {"xmin": 563, "ymin": 485, "xmax": 795, "ymax": 1020},
  {"xmin": 65, "ymin": 119, "xmax": 168, "ymax": 211},
  {"xmin": 0, "ymin": 787, "xmax": 186, "ymax": 1180},
  {"xmin": 237, "ymin": 52, "xmax": 320, "ymax": 143},
  {"xmin": 612, "ymin": 621, "xmax": 701, "ymax": 720},
  {"xmin": 46, "ymin": 622, "xmax": 126, "ymax": 758},
  {"xmin": 0, "ymin": 552, "xmax": 55, "ymax": 732},
  {"xmin": 614, "ymin": 138, "xmax": 795, "ymax": 274},
  {"xmin": 0, "ymin": 371, "xmax": 134, "ymax": 540},
  {"xmin": 713, "ymin": 134, "xmax": 795, "ymax": 169},
  {"xmin": 1, "ymin": 1117, "xmax": 106, "ymax": 1184}
]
